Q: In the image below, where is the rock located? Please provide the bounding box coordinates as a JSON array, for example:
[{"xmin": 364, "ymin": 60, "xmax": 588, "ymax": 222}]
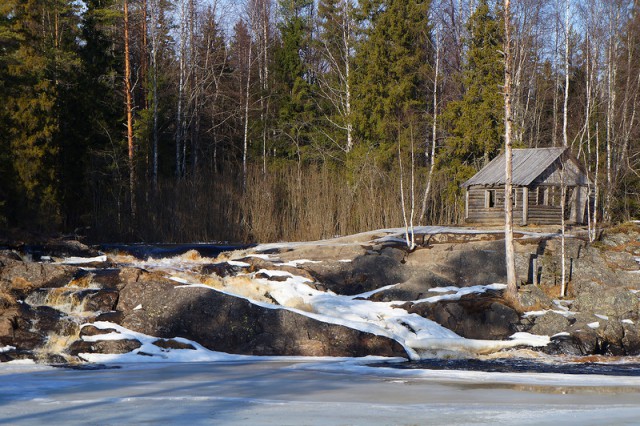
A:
[
  {"xmin": 201, "ymin": 262, "xmax": 247, "ymax": 278},
  {"xmin": 596, "ymin": 319, "xmax": 625, "ymax": 355},
  {"xmin": 405, "ymin": 241, "xmax": 508, "ymax": 288},
  {"xmin": 529, "ymin": 312, "xmax": 573, "ymax": 336},
  {"xmin": 573, "ymin": 287, "xmax": 639, "ymax": 318},
  {"xmin": 409, "ymin": 296, "xmax": 519, "ymax": 340},
  {"xmin": 116, "ymin": 277, "xmax": 406, "ymax": 358},
  {"xmin": 379, "ymin": 247, "xmax": 407, "ymax": 263},
  {"xmin": 81, "ymin": 290, "xmax": 119, "ymax": 313},
  {"xmin": 80, "ymin": 325, "xmax": 118, "ymax": 337},
  {"xmin": 153, "ymin": 339, "xmax": 196, "ymax": 350},
  {"xmin": 69, "ymin": 339, "xmax": 142, "ymax": 357},
  {"xmin": 571, "ymin": 328, "xmax": 600, "ymax": 355},
  {"xmin": 566, "ymin": 243, "xmax": 639, "ymax": 295},
  {"xmin": 302, "ymin": 254, "xmax": 404, "ymax": 296},
  {"xmin": 0, "ymin": 304, "xmax": 63, "ymax": 352},
  {"xmin": 95, "ymin": 311, "xmax": 125, "ymax": 323},
  {"xmin": 0, "ymin": 261, "xmax": 77, "ymax": 299},
  {"xmin": 542, "ymin": 334, "xmax": 585, "ymax": 356},
  {"xmin": 517, "ymin": 285, "xmax": 554, "ymax": 311},
  {"xmin": 370, "ymin": 273, "xmax": 455, "ymax": 302},
  {"xmin": 622, "ymin": 322, "xmax": 640, "ymax": 355},
  {"xmin": 22, "ymin": 239, "xmax": 102, "ymax": 260}
]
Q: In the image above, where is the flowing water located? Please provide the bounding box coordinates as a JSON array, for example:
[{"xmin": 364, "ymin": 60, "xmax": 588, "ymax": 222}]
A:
[{"xmin": 377, "ymin": 357, "xmax": 640, "ymax": 376}]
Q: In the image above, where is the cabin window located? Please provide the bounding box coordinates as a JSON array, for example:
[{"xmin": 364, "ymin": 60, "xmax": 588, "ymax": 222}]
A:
[
  {"xmin": 485, "ymin": 189, "xmax": 496, "ymax": 208},
  {"xmin": 536, "ymin": 187, "xmax": 550, "ymax": 206},
  {"xmin": 512, "ymin": 189, "xmax": 517, "ymax": 207}
]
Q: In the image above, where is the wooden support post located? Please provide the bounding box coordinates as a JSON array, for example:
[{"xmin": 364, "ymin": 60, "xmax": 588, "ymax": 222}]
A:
[
  {"xmin": 522, "ymin": 187, "xmax": 528, "ymax": 226},
  {"xmin": 465, "ymin": 189, "xmax": 469, "ymax": 219}
]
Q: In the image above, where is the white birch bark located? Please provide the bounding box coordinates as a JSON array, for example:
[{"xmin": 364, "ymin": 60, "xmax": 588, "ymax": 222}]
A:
[
  {"xmin": 419, "ymin": 27, "xmax": 440, "ymax": 224},
  {"xmin": 504, "ymin": 0, "xmax": 517, "ymax": 296}
]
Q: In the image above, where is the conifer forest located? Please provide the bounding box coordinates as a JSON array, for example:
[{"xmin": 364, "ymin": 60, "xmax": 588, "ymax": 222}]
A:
[{"xmin": 1, "ymin": 0, "xmax": 639, "ymax": 242}]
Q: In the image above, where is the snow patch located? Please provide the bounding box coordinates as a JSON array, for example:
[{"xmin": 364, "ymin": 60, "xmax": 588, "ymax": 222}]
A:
[
  {"xmin": 413, "ymin": 284, "xmax": 507, "ymax": 304},
  {"xmin": 57, "ymin": 255, "xmax": 107, "ymax": 265},
  {"xmin": 587, "ymin": 322, "xmax": 600, "ymax": 329},
  {"xmin": 350, "ymin": 284, "xmax": 399, "ymax": 300},
  {"xmin": 595, "ymin": 314, "xmax": 609, "ymax": 321},
  {"xmin": 522, "ymin": 309, "xmax": 575, "ymax": 318},
  {"xmin": 247, "ymin": 254, "xmax": 272, "ymax": 260},
  {"xmin": 277, "ymin": 259, "xmax": 321, "ymax": 267},
  {"xmin": 622, "ymin": 319, "xmax": 635, "ymax": 325},
  {"xmin": 0, "ymin": 345, "xmax": 16, "ymax": 353}
]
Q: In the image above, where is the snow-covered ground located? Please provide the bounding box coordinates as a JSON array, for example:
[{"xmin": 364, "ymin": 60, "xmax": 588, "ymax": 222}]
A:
[{"xmin": 1, "ymin": 360, "xmax": 640, "ymax": 425}]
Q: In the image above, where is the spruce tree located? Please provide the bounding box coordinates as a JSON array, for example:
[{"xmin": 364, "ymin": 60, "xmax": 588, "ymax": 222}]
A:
[
  {"xmin": 1, "ymin": 0, "xmax": 82, "ymax": 229},
  {"xmin": 440, "ymin": 0, "xmax": 505, "ymax": 201},
  {"xmin": 273, "ymin": 0, "xmax": 316, "ymax": 161},
  {"xmin": 352, "ymin": 0, "xmax": 431, "ymax": 166}
]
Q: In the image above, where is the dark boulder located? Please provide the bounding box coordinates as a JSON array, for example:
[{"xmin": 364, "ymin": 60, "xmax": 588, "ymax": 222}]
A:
[
  {"xmin": 116, "ymin": 276, "xmax": 406, "ymax": 358},
  {"xmin": 0, "ymin": 304, "xmax": 63, "ymax": 352},
  {"xmin": 302, "ymin": 254, "xmax": 405, "ymax": 296},
  {"xmin": 408, "ymin": 295, "xmax": 519, "ymax": 340},
  {"xmin": 200, "ymin": 262, "xmax": 248, "ymax": 278},
  {"xmin": 153, "ymin": 339, "xmax": 196, "ymax": 350},
  {"xmin": 69, "ymin": 339, "xmax": 142, "ymax": 357},
  {"xmin": 528, "ymin": 312, "xmax": 573, "ymax": 336}
]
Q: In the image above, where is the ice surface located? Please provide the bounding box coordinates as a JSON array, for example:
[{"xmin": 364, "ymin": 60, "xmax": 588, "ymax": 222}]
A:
[{"xmin": 1, "ymin": 360, "xmax": 640, "ymax": 425}]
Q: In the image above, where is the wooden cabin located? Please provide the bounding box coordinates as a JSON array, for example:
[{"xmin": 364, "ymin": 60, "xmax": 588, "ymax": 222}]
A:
[{"xmin": 462, "ymin": 147, "xmax": 591, "ymax": 225}]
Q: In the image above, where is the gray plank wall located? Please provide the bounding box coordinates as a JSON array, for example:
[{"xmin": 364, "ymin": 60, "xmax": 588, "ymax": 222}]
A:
[{"xmin": 466, "ymin": 186, "xmax": 564, "ymax": 225}]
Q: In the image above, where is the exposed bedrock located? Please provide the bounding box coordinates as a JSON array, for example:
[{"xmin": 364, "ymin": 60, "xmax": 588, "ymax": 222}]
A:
[
  {"xmin": 112, "ymin": 276, "xmax": 407, "ymax": 358},
  {"xmin": 405, "ymin": 293, "xmax": 520, "ymax": 340},
  {"xmin": 1, "ymin": 223, "xmax": 640, "ymax": 362}
]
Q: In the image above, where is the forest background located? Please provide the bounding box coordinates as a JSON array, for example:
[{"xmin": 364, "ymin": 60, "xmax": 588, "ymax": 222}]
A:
[{"xmin": 1, "ymin": 0, "xmax": 638, "ymax": 243}]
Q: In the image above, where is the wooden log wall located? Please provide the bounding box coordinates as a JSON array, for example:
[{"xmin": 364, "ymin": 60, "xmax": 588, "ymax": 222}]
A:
[{"xmin": 465, "ymin": 185, "xmax": 566, "ymax": 225}]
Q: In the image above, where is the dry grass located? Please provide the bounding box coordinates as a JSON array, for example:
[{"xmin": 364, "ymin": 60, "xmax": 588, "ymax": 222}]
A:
[{"xmin": 89, "ymin": 161, "xmax": 463, "ymax": 243}]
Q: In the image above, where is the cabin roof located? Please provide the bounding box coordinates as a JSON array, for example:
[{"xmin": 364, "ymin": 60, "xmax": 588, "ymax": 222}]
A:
[{"xmin": 461, "ymin": 147, "xmax": 586, "ymax": 187}]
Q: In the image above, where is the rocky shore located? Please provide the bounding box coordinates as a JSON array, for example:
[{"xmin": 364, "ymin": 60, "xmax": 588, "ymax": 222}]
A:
[{"xmin": 1, "ymin": 223, "xmax": 639, "ymax": 363}]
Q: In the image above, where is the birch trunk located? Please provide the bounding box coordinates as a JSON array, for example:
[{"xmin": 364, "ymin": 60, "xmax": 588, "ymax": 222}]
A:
[
  {"xmin": 560, "ymin": 0, "xmax": 569, "ymax": 295},
  {"xmin": 504, "ymin": 0, "xmax": 517, "ymax": 296},
  {"xmin": 124, "ymin": 0, "xmax": 136, "ymax": 219},
  {"xmin": 243, "ymin": 40, "xmax": 252, "ymax": 191},
  {"xmin": 420, "ymin": 28, "xmax": 440, "ymax": 224}
]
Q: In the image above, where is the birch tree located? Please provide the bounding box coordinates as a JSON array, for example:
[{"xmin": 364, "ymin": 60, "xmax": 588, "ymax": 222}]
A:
[
  {"xmin": 124, "ymin": 0, "xmax": 136, "ymax": 218},
  {"xmin": 317, "ymin": 0, "xmax": 356, "ymax": 154},
  {"xmin": 419, "ymin": 26, "xmax": 441, "ymax": 224},
  {"xmin": 504, "ymin": 0, "xmax": 517, "ymax": 297}
]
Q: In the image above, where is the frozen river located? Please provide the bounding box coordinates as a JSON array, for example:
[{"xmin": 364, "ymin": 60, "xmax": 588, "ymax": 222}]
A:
[{"xmin": 2, "ymin": 360, "xmax": 640, "ymax": 425}]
